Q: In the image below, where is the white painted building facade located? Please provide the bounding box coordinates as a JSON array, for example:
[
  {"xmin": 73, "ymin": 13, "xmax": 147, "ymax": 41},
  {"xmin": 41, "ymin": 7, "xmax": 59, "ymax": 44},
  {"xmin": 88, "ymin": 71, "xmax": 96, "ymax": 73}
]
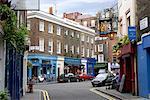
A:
[{"xmin": 118, "ymin": 0, "xmax": 136, "ymax": 37}]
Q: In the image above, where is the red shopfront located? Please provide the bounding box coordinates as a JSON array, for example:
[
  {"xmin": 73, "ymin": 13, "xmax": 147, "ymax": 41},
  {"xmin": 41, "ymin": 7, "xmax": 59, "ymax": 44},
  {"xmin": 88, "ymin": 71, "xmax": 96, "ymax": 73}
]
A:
[{"xmin": 119, "ymin": 43, "xmax": 136, "ymax": 95}]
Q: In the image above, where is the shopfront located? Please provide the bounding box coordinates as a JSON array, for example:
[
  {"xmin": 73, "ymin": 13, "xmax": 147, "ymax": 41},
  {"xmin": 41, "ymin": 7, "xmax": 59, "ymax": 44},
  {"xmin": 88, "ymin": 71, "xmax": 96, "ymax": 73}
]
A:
[
  {"xmin": 64, "ymin": 57, "xmax": 81, "ymax": 75},
  {"xmin": 119, "ymin": 43, "xmax": 136, "ymax": 94},
  {"xmin": 28, "ymin": 54, "xmax": 57, "ymax": 80},
  {"xmin": 137, "ymin": 33, "xmax": 150, "ymax": 98}
]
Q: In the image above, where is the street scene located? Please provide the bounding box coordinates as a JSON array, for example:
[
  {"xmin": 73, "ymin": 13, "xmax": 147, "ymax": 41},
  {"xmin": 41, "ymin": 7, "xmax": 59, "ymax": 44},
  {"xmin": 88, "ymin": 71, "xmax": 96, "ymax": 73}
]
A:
[{"xmin": 0, "ymin": 0, "xmax": 150, "ymax": 100}]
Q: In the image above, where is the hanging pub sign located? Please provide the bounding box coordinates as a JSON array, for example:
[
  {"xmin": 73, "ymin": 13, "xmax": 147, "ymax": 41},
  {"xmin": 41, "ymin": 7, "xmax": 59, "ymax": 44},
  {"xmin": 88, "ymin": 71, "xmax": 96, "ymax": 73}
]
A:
[
  {"xmin": 128, "ymin": 26, "xmax": 136, "ymax": 41},
  {"xmin": 98, "ymin": 21, "xmax": 111, "ymax": 37}
]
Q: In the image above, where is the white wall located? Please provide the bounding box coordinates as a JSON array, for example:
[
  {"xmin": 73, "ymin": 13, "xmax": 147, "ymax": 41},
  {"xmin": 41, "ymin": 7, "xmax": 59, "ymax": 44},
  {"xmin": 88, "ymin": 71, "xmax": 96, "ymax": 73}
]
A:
[
  {"xmin": 118, "ymin": 0, "xmax": 136, "ymax": 37},
  {"xmin": 56, "ymin": 56, "xmax": 64, "ymax": 76},
  {"xmin": 0, "ymin": 37, "xmax": 5, "ymax": 91}
]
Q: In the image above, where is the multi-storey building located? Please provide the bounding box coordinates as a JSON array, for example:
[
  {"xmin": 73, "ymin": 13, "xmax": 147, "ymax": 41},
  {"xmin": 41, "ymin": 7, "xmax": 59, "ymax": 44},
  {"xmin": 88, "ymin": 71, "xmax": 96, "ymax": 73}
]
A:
[
  {"xmin": 63, "ymin": 12, "xmax": 82, "ymax": 21},
  {"xmin": 75, "ymin": 15, "xmax": 96, "ymax": 30},
  {"xmin": 117, "ymin": 0, "xmax": 137, "ymax": 95},
  {"xmin": 137, "ymin": 0, "xmax": 150, "ymax": 98},
  {"xmin": 94, "ymin": 6, "xmax": 118, "ymax": 75},
  {"xmin": 27, "ymin": 11, "xmax": 96, "ymax": 80},
  {"xmin": 63, "ymin": 12, "xmax": 97, "ymax": 30},
  {"xmin": 118, "ymin": 0, "xmax": 136, "ymax": 37}
]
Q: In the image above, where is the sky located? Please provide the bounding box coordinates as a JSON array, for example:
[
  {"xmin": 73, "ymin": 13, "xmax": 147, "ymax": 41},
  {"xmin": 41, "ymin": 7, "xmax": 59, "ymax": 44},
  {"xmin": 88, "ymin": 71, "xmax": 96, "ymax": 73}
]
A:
[{"xmin": 40, "ymin": 0, "xmax": 117, "ymax": 17}]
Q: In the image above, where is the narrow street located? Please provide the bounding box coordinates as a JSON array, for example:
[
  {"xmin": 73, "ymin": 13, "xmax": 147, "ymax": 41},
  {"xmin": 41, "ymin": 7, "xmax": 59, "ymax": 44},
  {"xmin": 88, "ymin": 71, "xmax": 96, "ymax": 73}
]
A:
[{"xmin": 35, "ymin": 81, "xmax": 107, "ymax": 100}]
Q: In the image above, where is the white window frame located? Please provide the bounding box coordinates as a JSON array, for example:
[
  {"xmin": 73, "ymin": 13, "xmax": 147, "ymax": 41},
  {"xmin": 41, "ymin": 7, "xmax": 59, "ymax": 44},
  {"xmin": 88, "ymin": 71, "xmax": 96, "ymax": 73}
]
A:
[
  {"xmin": 64, "ymin": 44, "xmax": 68, "ymax": 53},
  {"xmin": 77, "ymin": 46, "xmax": 80, "ymax": 54},
  {"xmin": 91, "ymin": 38, "xmax": 94, "ymax": 44},
  {"xmin": 71, "ymin": 31, "xmax": 74, "ymax": 37},
  {"xmin": 83, "ymin": 21, "xmax": 87, "ymax": 26},
  {"xmin": 57, "ymin": 26, "xmax": 61, "ymax": 35},
  {"xmin": 39, "ymin": 38, "xmax": 44, "ymax": 52},
  {"xmin": 71, "ymin": 45, "xmax": 74, "ymax": 54},
  {"xmin": 39, "ymin": 21, "xmax": 44, "ymax": 32},
  {"xmin": 91, "ymin": 20, "xmax": 95, "ymax": 27},
  {"xmin": 87, "ymin": 36, "xmax": 89, "ymax": 42},
  {"xmin": 98, "ymin": 44, "xmax": 103, "ymax": 52},
  {"xmin": 87, "ymin": 48, "xmax": 90, "ymax": 57},
  {"xmin": 64, "ymin": 30, "xmax": 68, "ymax": 35},
  {"xmin": 57, "ymin": 41, "xmax": 61, "ymax": 54},
  {"xmin": 81, "ymin": 34, "xmax": 84, "ymax": 41},
  {"xmin": 77, "ymin": 33, "xmax": 80, "ymax": 38},
  {"xmin": 48, "ymin": 23, "xmax": 53, "ymax": 33},
  {"xmin": 48, "ymin": 40, "xmax": 53, "ymax": 53},
  {"xmin": 98, "ymin": 54, "xmax": 104, "ymax": 63},
  {"xmin": 95, "ymin": 45, "xmax": 97, "ymax": 52},
  {"xmin": 91, "ymin": 49, "xmax": 94, "ymax": 58}
]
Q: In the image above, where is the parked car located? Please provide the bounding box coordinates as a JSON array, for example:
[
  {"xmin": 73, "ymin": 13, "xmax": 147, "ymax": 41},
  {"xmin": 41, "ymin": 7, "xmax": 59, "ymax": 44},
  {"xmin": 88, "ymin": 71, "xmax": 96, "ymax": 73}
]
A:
[
  {"xmin": 57, "ymin": 73, "xmax": 79, "ymax": 83},
  {"xmin": 78, "ymin": 74, "xmax": 94, "ymax": 81},
  {"xmin": 91, "ymin": 72, "xmax": 115, "ymax": 87}
]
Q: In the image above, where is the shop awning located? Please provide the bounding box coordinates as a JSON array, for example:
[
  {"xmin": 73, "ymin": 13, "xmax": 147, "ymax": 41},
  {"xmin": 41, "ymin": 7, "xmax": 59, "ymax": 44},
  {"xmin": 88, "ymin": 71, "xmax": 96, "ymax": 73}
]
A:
[
  {"xmin": 41, "ymin": 64, "xmax": 52, "ymax": 67},
  {"xmin": 94, "ymin": 63, "xmax": 107, "ymax": 69},
  {"xmin": 64, "ymin": 57, "xmax": 81, "ymax": 66}
]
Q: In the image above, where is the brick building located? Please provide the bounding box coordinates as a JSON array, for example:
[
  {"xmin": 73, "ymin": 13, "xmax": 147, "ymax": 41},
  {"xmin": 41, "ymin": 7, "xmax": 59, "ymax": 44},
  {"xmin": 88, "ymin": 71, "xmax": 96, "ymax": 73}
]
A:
[
  {"xmin": 27, "ymin": 11, "xmax": 96, "ymax": 80},
  {"xmin": 63, "ymin": 12, "xmax": 82, "ymax": 21}
]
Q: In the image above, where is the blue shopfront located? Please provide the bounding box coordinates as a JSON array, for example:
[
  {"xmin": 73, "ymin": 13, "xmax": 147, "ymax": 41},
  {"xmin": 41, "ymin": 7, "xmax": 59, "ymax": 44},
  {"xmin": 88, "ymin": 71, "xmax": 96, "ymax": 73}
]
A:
[
  {"xmin": 137, "ymin": 33, "xmax": 150, "ymax": 98},
  {"xmin": 28, "ymin": 54, "xmax": 57, "ymax": 80},
  {"xmin": 86, "ymin": 58, "xmax": 96, "ymax": 76}
]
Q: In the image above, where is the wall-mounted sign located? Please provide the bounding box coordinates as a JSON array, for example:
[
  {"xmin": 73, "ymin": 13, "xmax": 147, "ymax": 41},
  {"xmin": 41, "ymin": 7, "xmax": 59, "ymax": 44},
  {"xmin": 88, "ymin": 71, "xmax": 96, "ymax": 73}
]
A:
[
  {"xmin": 11, "ymin": 0, "xmax": 40, "ymax": 10},
  {"xmin": 128, "ymin": 26, "xmax": 136, "ymax": 41},
  {"xmin": 140, "ymin": 17, "xmax": 149, "ymax": 30}
]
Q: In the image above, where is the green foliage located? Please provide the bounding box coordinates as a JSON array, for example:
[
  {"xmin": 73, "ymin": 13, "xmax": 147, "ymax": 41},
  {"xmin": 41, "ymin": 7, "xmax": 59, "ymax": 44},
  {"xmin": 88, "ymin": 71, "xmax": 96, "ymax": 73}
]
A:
[
  {"xmin": 27, "ymin": 61, "xmax": 32, "ymax": 68},
  {"xmin": 0, "ymin": 4, "xmax": 28, "ymax": 52},
  {"xmin": 0, "ymin": 91, "xmax": 8, "ymax": 100},
  {"xmin": 113, "ymin": 35, "xmax": 130, "ymax": 53}
]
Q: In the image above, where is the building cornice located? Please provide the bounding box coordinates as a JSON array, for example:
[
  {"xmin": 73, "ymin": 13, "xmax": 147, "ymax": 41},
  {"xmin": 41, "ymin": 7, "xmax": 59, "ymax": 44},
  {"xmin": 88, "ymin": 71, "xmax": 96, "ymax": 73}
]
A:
[{"xmin": 27, "ymin": 11, "xmax": 96, "ymax": 36}]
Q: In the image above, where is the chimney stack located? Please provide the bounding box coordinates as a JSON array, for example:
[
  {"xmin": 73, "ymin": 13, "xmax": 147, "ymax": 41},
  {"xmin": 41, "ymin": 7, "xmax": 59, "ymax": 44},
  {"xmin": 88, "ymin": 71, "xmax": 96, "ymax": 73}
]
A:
[{"xmin": 49, "ymin": 7, "xmax": 53, "ymax": 15}]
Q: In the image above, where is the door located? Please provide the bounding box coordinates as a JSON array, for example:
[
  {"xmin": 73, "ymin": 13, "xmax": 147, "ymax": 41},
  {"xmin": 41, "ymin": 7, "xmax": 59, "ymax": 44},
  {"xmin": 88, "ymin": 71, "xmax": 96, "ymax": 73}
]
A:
[{"xmin": 125, "ymin": 56, "xmax": 132, "ymax": 93}]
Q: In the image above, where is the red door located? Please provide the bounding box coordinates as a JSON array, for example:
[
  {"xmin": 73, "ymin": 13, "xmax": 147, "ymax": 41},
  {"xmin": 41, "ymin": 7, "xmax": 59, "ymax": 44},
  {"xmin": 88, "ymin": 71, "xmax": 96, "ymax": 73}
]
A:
[{"xmin": 125, "ymin": 56, "xmax": 132, "ymax": 93}]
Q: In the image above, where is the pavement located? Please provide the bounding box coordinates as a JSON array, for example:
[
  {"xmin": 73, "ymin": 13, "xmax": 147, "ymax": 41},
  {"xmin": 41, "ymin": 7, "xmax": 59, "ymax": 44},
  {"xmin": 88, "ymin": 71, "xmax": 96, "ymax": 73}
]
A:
[
  {"xmin": 21, "ymin": 90, "xmax": 42, "ymax": 100},
  {"xmin": 94, "ymin": 86, "xmax": 149, "ymax": 100},
  {"xmin": 21, "ymin": 89, "xmax": 50, "ymax": 100}
]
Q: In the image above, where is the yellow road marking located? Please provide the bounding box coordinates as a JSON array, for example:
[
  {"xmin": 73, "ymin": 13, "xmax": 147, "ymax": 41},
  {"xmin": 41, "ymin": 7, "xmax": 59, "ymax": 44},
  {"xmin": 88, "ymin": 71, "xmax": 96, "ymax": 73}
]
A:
[
  {"xmin": 41, "ymin": 90, "xmax": 46, "ymax": 100},
  {"xmin": 45, "ymin": 90, "xmax": 50, "ymax": 100},
  {"xmin": 41, "ymin": 90, "xmax": 50, "ymax": 100}
]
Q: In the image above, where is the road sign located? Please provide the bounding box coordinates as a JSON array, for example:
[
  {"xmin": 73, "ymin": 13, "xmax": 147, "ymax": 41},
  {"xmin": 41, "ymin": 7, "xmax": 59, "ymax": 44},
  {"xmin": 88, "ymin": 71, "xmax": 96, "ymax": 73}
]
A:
[{"xmin": 128, "ymin": 26, "xmax": 136, "ymax": 41}]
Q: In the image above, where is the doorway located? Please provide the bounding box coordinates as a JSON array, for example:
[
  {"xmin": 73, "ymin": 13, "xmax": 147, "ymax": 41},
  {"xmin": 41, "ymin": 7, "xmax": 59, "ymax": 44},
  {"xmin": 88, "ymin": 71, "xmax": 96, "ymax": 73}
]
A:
[
  {"xmin": 32, "ymin": 66, "xmax": 38, "ymax": 77},
  {"xmin": 125, "ymin": 56, "xmax": 132, "ymax": 93}
]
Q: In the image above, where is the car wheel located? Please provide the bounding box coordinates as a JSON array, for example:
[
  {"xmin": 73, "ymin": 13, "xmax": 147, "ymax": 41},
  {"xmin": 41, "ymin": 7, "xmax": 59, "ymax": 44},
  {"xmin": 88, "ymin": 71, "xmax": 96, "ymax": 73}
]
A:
[
  {"xmin": 77, "ymin": 79, "xmax": 79, "ymax": 82},
  {"xmin": 92, "ymin": 84, "xmax": 95, "ymax": 87}
]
